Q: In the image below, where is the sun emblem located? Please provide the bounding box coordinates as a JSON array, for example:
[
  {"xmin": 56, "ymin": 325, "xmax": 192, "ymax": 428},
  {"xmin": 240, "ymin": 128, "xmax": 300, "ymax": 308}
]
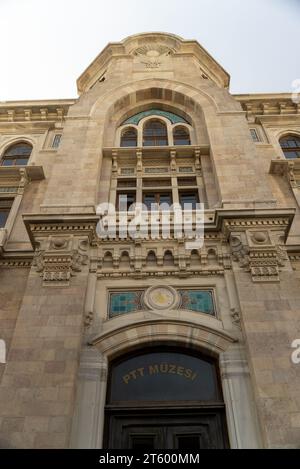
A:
[{"xmin": 133, "ymin": 44, "xmax": 174, "ymax": 69}]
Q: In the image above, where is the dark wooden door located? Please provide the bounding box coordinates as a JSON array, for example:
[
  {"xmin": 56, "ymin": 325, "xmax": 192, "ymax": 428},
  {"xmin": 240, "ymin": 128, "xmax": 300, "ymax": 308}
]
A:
[
  {"xmin": 105, "ymin": 409, "xmax": 228, "ymax": 449},
  {"xmin": 105, "ymin": 349, "xmax": 229, "ymax": 449}
]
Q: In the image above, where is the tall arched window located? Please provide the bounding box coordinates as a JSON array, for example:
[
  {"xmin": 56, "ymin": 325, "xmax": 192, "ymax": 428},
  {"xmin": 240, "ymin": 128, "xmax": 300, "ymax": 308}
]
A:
[
  {"xmin": 280, "ymin": 135, "xmax": 300, "ymax": 159},
  {"xmin": 120, "ymin": 128, "xmax": 137, "ymax": 147},
  {"xmin": 173, "ymin": 126, "xmax": 191, "ymax": 146},
  {"xmin": 1, "ymin": 142, "xmax": 32, "ymax": 166},
  {"xmin": 143, "ymin": 120, "xmax": 168, "ymax": 147}
]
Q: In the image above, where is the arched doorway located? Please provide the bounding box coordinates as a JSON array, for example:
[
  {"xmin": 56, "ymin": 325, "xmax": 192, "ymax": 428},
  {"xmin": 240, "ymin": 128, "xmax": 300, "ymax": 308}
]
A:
[{"xmin": 104, "ymin": 346, "xmax": 229, "ymax": 449}]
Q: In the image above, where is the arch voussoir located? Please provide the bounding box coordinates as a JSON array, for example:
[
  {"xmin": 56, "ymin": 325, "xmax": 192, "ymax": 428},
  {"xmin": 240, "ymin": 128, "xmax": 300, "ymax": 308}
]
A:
[{"xmin": 90, "ymin": 319, "xmax": 237, "ymax": 360}]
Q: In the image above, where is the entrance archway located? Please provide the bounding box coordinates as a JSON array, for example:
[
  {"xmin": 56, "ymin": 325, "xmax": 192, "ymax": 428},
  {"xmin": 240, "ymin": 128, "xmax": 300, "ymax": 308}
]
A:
[{"xmin": 104, "ymin": 346, "xmax": 229, "ymax": 449}]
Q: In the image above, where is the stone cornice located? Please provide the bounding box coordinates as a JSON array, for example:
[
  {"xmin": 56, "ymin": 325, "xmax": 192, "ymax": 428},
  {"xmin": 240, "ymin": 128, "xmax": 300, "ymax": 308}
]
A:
[
  {"xmin": 235, "ymin": 93, "xmax": 296, "ymax": 101},
  {"xmin": 23, "ymin": 214, "xmax": 99, "ymax": 248},
  {"xmin": 234, "ymin": 94, "xmax": 299, "ymax": 119},
  {"xmin": 21, "ymin": 209, "xmax": 295, "ymax": 247},
  {"xmin": 0, "ymin": 251, "xmax": 33, "ymax": 268},
  {"xmin": 1, "ymin": 211, "xmax": 297, "ymax": 285},
  {"xmin": 207, "ymin": 208, "xmax": 295, "ymax": 241},
  {"xmin": 0, "ymin": 100, "xmax": 75, "ymax": 124}
]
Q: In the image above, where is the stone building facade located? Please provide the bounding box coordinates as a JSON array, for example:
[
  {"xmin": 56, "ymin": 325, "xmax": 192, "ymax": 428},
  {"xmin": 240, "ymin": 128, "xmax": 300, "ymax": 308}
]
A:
[{"xmin": 0, "ymin": 32, "xmax": 300, "ymax": 449}]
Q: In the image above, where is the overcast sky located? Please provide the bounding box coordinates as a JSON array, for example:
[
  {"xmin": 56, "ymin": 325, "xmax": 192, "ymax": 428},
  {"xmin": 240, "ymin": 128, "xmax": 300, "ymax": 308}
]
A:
[{"xmin": 0, "ymin": 0, "xmax": 299, "ymax": 101}]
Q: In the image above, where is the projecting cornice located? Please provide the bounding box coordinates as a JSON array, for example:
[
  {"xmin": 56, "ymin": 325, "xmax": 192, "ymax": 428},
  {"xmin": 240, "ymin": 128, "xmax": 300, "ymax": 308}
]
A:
[
  {"xmin": 0, "ymin": 100, "xmax": 75, "ymax": 123},
  {"xmin": 22, "ymin": 208, "xmax": 295, "ymax": 246},
  {"xmin": 235, "ymin": 94, "xmax": 300, "ymax": 119},
  {"xmin": 8, "ymin": 209, "xmax": 296, "ymax": 285}
]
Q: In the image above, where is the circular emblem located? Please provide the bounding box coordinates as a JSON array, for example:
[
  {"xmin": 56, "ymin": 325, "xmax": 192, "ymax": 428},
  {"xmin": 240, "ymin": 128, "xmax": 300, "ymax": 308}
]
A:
[
  {"xmin": 133, "ymin": 44, "xmax": 174, "ymax": 69},
  {"xmin": 144, "ymin": 286, "xmax": 179, "ymax": 310}
]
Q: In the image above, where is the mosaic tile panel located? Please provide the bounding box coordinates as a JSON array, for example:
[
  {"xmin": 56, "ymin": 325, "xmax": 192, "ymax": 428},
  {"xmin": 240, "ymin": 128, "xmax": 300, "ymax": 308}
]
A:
[
  {"xmin": 109, "ymin": 291, "xmax": 144, "ymax": 317},
  {"xmin": 179, "ymin": 290, "xmax": 215, "ymax": 315},
  {"xmin": 108, "ymin": 289, "xmax": 216, "ymax": 318},
  {"xmin": 123, "ymin": 109, "xmax": 188, "ymax": 126}
]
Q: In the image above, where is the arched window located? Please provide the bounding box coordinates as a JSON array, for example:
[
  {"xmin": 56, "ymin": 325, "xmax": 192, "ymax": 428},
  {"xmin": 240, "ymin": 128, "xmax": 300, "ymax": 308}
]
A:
[
  {"xmin": 280, "ymin": 135, "xmax": 300, "ymax": 160},
  {"xmin": 1, "ymin": 142, "xmax": 32, "ymax": 166},
  {"xmin": 173, "ymin": 126, "xmax": 191, "ymax": 146},
  {"xmin": 120, "ymin": 128, "xmax": 137, "ymax": 147},
  {"xmin": 143, "ymin": 120, "xmax": 168, "ymax": 147}
]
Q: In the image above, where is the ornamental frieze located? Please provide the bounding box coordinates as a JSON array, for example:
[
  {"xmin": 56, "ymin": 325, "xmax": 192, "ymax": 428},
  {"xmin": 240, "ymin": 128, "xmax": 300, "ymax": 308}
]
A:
[{"xmin": 21, "ymin": 210, "xmax": 295, "ymax": 285}]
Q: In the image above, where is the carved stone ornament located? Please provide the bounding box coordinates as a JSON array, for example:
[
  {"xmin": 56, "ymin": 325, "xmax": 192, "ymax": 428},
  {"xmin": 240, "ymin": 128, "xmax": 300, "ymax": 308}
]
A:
[
  {"xmin": 23, "ymin": 214, "xmax": 98, "ymax": 287},
  {"xmin": 84, "ymin": 311, "xmax": 94, "ymax": 329},
  {"xmin": 33, "ymin": 238, "xmax": 89, "ymax": 286},
  {"xmin": 230, "ymin": 231, "xmax": 288, "ymax": 283},
  {"xmin": 133, "ymin": 44, "xmax": 173, "ymax": 69},
  {"xmin": 230, "ymin": 308, "xmax": 242, "ymax": 330},
  {"xmin": 230, "ymin": 236, "xmax": 249, "ymax": 267}
]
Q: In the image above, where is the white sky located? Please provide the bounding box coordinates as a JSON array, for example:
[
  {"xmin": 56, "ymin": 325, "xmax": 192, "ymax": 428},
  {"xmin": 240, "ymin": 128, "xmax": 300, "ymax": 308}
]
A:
[{"xmin": 0, "ymin": 0, "xmax": 299, "ymax": 101}]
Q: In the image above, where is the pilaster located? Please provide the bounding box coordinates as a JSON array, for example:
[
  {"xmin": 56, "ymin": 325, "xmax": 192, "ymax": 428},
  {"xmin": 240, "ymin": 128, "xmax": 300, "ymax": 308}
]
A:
[{"xmin": 0, "ymin": 215, "xmax": 98, "ymax": 448}]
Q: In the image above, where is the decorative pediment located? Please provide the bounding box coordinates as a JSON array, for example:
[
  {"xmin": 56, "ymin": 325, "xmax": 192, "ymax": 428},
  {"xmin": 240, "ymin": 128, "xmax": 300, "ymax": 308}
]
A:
[{"xmin": 77, "ymin": 32, "xmax": 230, "ymax": 93}]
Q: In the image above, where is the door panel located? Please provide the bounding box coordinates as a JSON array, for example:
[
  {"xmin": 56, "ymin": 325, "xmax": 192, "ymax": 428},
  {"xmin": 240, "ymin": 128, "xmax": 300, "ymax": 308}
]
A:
[{"xmin": 105, "ymin": 409, "xmax": 228, "ymax": 449}]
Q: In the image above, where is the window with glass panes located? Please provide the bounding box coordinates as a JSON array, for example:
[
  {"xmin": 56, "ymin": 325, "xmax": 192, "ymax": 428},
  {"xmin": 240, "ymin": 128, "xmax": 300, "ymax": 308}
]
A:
[
  {"xmin": 250, "ymin": 129, "xmax": 260, "ymax": 143},
  {"xmin": 1, "ymin": 143, "xmax": 32, "ymax": 166},
  {"xmin": 143, "ymin": 192, "xmax": 172, "ymax": 209},
  {"xmin": 143, "ymin": 120, "xmax": 168, "ymax": 147},
  {"xmin": 121, "ymin": 128, "xmax": 138, "ymax": 147},
  {"xmin": 179, "ymin": 191, "xmax": 199, "ymax": 209},
  {"xmin": 280, "ymin": 135, "xmax": 300, "ymax": 159},
  {"xmin": 117, "ymin": 192, "xmax": 136, "ymax": 211},
  {"xmin": 0, "ymin": 199, "xmax": 13, "ymax": 227},
  {"xmin": 52, "ymin": 134, "xmax": 62, "ymax": 148},
  {"xmin": 173, "ymin": 126, "xmax": 191, "ymax": 145}
]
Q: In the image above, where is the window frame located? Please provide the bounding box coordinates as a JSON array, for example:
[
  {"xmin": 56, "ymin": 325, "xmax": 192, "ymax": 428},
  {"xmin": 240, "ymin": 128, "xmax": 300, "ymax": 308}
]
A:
[
  {"xmin": 143, "ymin": 191, "xmax": 173, "ymax": 210},
  {"xmin": 250, "ymin": 128, "xmax": 260, "ymax": 143},
  {"xmin": 173, "ymin": 125, "xmax": 191, "ymax": 146},
  {"xmin": 279, "ymin": 135, "xmax": 300, "ymax": 160},
  {"xmin": 116, "ymin": 191, "xmax": 136, "ymax": 212},
  {"xmin": 52, "ymin": 134, "xmax": 62, "ymax": 149},
  {"xmin": 1, "ymin": 142, "xmax": 33, "ymax": 167},
  {"xmin": 179, "ymin": 191, "xmax": 200, "ymax": 210},
  {"xmin": 120, "ymin": 127, "xmax": 138, "ymax": 148},
  {"xmin": 143, "ymin": 119, "xmax": 169, "ymax": 147},
  {"xmin": 0, "ymin": 199, "xmax": 13, "ymax": 228}
]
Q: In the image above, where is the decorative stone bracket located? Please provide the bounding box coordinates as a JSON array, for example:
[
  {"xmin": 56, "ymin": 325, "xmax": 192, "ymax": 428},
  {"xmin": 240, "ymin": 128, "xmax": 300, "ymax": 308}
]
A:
[
  {"xmin": 229, "ymin": 228, "xmax": 290, "ymax": 283},
  {"xmin": 202, "ymin": 208, "xmax": 295, "ymax": 282},
  {"xmin": 270, "ymin": 159, "xmax": 300, "ymax": 208},
  {"xmin": 23, "ymin": 214, "xmax": 99, "ymax": 287},
  {"xmin": 33, "ymin": 238, "xmax": 89, "ymax": 286}
]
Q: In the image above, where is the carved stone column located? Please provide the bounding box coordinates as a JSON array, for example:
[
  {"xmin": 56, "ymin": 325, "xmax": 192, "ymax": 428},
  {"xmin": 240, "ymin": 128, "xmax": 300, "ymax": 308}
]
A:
[
  {"xmin": 220, "ymin": 345, "xmax": 262, "ymax": 448},
  {"xmin": 70, "ymin": 347, "xmax": 108, "ymax": 449}
]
